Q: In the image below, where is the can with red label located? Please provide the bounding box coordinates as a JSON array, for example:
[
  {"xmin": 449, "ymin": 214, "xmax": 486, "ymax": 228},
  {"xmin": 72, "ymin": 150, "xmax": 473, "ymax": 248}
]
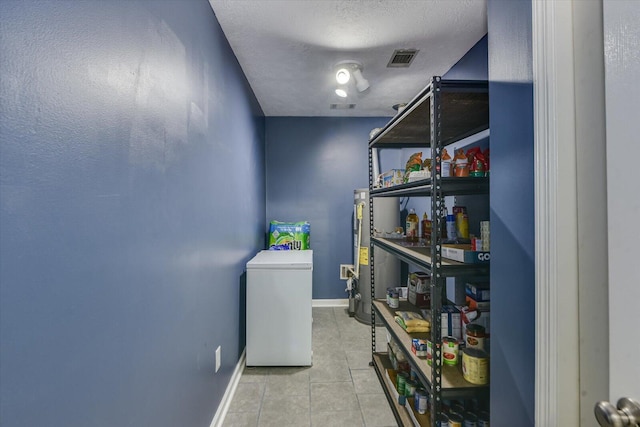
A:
[{"xmin": 442, "ymin": 336, "xmax": 460, "ymax": 366}]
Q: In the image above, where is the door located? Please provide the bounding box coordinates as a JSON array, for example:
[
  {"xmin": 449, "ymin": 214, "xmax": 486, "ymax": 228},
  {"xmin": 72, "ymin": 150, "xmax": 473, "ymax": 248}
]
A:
[
  {"xmin": 602, "ymin": 0, "xmax": 640, "ymax": 405},
  {"xmin": 533, "ymin": 1, "xmax": 640, "ymax": 424}
]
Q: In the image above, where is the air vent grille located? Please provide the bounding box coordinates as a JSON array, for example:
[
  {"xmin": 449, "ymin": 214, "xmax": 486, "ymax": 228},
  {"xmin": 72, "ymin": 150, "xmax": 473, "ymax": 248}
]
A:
[
  {"xmin": 387, "ymin": 49, "xmax": 419, "ymax": 67},
  {"xmin": 330, "ymin": 104, "xmax": 356, "ymax": 110}
]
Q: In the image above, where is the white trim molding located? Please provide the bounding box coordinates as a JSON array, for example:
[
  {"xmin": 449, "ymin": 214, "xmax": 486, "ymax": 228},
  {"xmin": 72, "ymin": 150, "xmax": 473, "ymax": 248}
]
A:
[
  {"xmin": 312, "ymin": 299, "xmax": 349, "ymax": 307},
  {"xmin": 209, "ymin": 349, "xmax": 246, "ymax": 427},
  {"xmin": 533, "ymin": 0, "xmax": 581, "ymax": 426}
]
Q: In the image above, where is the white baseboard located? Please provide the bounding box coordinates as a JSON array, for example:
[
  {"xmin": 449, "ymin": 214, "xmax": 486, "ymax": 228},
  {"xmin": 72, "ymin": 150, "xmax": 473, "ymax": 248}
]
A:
[
  {"xmin": 209, "ymin": 349, "xmax": 246, "ymax": 427},
  {"xmin": 312, "ymin": 298, "xmax": 348, "ymax": 307}
]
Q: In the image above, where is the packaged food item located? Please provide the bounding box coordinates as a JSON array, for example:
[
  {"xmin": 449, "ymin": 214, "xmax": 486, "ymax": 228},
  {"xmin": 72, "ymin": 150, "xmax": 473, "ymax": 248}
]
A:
[
  {"xmin": 380, "ymin": 169, "xmax": 404, "ymax": 187},
  {"xmin": 483, "ymin": 148, "xmax": 490, "ymax": 176},
  {"xmin": 389, "ymin": 290, "xmax": 399, "ymax": 308},
  {"xmin": 440, "ymin": 148, "xmax": 452, "ymax": 177},
  {"xmin": 403, "ymin": 152, "xmax": 423, "ymax": 182},
  {"xmin": 406, "ymin": 208, "xmax": 419, "ymax": 242},
  {"xmin": 456, "ymin": 212, "xmax": 469, "ymax": 239},
  {"xmin": 466, "ymin": 147, "xmax": 486, "ymax": 177},
  {"xmin": 453, "ymin": 205, "xmax": 469, "ymax": 240},
  {"xmin": 268, "ymin": 221, "xmax": 310, "ymax": 250},
  {"xmin": 462, "ymin": 348, "xmax": 489, "ymax": 385},
  {"xmin": 394, "ymin": 311, "xmax": 430, "ymax": 333},
  {"xmin": 454, "ymin": 148, "xmax": 469, "ymax": 177},
  {"xmin": 443, "ymin": 336, "xmax": 460, "ymax": 366},
  {"xmin": 421, "ymin": 158, "xmax": 432, "ymax": 173},
  {"xmin": 446, "ymin": 213, "xmax": 457, "ymax": 241},
  {"xmin": 421, "ymin": 212, "xmax": 432, "ymax": 241}
]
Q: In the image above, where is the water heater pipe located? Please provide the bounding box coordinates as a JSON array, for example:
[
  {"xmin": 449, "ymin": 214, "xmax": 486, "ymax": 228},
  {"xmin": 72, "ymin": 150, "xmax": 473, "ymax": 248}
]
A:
[
  {"xmin": 371, "ymin": 148, "xmax": 380, "ymax": 186},
  {"xmin": 354, "ymin": 202, "xmax": 365, "ymax": 279}
]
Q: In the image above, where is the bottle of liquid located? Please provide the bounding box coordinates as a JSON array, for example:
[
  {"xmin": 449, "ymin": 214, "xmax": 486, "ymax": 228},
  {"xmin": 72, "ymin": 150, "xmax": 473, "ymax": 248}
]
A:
[
  {"xmin": 446, "ymin": 213, "xmax": 457, "ymax": 242},
  {"xmin": 421, "ymin": 212, "xmax": 432, "ymax": 243},
  {"xmin": 441, "ymin": 211, "xmax": 448, "ymax": 239},
  {"xmin": 406, "ymin": 208, "xmax": 419, "ymax": 242}
]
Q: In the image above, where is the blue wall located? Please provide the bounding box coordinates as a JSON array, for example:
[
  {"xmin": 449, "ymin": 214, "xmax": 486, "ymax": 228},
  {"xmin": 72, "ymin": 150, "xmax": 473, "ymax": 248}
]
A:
[
  {"xmin": 404, "ymin": 34, "xmax": 489, "ymax": 219},
  {"xmin": 265, "ymin": 117, "xmax": 388, "ymax": 299},
  {"xmin": 487, "ymin": 0, "xmax": 535, "ymax": 425},
  {"xmin": 0, "ymin": 1, "xmax": 264, "ymax": 426},
  {"xmin": 444, "ymin": 35, "xmax": 489, "ymax": 80}
]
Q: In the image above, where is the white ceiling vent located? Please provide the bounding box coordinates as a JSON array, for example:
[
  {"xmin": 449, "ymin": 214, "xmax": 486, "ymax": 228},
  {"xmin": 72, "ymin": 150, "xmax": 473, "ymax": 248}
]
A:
[
  {"xmin": 330, "ymin": 104, "xmax": 356, "ymax": 110},
  {"xmin": 387, "ymin": 49, "xmax": 419, "ymax": 67}
]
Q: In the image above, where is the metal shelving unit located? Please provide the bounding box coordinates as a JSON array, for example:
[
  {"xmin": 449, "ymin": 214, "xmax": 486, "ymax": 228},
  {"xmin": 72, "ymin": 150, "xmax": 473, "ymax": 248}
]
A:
[{"xmin": 368, "ymin": 77, "xmax": 490, "ymax": 427}]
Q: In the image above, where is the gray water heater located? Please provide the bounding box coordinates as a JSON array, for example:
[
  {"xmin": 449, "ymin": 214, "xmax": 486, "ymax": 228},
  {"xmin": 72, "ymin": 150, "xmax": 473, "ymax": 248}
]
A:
[{"xmin": 352, "ymin": 189, "xmax": 400, "ymax": 324}]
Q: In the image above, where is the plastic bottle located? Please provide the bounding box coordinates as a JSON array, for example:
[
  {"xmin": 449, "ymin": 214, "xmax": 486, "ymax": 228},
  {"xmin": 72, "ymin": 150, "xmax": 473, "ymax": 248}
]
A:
[
  {"xmin": 406, "ymin": 209, "xmax": 419, "ymax": 242},
  {"xmin": 421, "ymin": 212, "xmax": 432, "ymax": 242},
  {"xmin": 446, "ymin": 213, "xmax": 457, "ymax": 241}
]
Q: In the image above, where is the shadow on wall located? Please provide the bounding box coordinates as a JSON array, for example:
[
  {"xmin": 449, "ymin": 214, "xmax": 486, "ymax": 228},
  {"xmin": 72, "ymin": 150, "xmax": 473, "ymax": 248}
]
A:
[{"xmin": 238, "ymin": 271, "xmax": 247, "ymax": 355}]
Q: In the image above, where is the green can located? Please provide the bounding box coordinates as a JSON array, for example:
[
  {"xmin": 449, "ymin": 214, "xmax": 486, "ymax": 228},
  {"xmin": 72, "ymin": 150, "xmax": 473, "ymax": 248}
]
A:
[
  {"xmin": 404, "ymin": 379, "xmax": 417, "ymax": 397},
  {"xmin": 396, "ymin": 372, "xmax": 409, "ymax": 395}
]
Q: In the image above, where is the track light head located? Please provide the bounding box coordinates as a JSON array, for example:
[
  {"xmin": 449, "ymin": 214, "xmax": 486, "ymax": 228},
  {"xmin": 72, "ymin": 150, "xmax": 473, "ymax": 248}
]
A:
[
  {"xmin": 333, "ymin": 60, "xmax": 369, "ymax": 97},
  {"xmin": 335, "ymin": 68, "xmax": 351, "ymax": 85}
]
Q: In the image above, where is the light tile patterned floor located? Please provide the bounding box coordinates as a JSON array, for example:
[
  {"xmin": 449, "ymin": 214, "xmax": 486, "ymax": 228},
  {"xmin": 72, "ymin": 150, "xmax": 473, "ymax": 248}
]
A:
[{"xmin": 223, "ymin": 307, "xmax": 396, "ymax": 427}]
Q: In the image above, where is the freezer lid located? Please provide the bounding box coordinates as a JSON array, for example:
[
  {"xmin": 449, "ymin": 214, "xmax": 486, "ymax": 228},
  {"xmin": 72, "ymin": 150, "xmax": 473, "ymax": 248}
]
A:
[{"xmin": 246, "ymin": 250, "xmax": 313, "ymax": 270}]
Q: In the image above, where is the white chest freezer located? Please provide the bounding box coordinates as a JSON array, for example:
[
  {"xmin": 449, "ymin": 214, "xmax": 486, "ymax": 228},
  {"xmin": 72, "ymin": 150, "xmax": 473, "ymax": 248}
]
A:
[{"xmin": 245, "ymin": 250, "xmax": 313, "ymax": 366}]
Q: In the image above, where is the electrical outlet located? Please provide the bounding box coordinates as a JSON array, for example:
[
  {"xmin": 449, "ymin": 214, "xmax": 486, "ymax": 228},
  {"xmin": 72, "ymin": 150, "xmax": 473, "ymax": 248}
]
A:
[
  {"xmin": 340, "ymin": 264, "xmax": 354, "ymax": 280},
  {"xmin": 215, "ymin": 346, "xmax": 221, "ymax": 373}
]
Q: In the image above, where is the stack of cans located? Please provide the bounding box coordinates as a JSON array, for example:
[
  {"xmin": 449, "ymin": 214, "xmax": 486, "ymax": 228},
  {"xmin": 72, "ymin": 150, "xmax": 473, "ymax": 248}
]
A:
[{"xmin": 480, "ymin": 221, "xmax": 490, "ymax": 251}]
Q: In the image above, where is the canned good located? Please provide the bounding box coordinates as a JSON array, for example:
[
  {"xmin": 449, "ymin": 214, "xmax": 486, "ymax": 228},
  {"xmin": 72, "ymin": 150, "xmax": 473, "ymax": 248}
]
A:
[
  {"xmin": 449, "ymin": 412, "xmax": 464, "ymax": 427},
  {"xmin": 438, "ymin": 413, "xmax": 451, "ymax": 426},
  {"xmin": 462, "ymin": 348, "xmax": 489, "ymax": 385},
  {"xmin": 442, "ymin": 336, "xmax": 460, "ymax": 366},
  {"xmin": 404, "ymin": 379, "xmax": 417, "ymax": 397},
  {"xmin": 414, "ymin": 388, "xmax": 428, "ymax": 415},
  {"xmin": 396, "ymin": 372, "xmax": 408, "ymax": 395},
  {"xmin": 465, "ymin": 324, "xmax": 486, "ymax": 350},
  {"xmin": 456, "ymin": 212, "xmax": 469, "ymax": 239},
  {"xmin": 386, "ymin": 287, "xmax": 395, "ymax": 305},
  {"xmin": 451, "ymin": 404, "xmax": 466, "ymax": 415},
  {"xmin": 463, "ymin": 411, "xmax": 478, "ymax": 427},
  {"xmin": 477, "ymin": 411, "xmax": 490, "ymax": 427},
  {"xmin": 389, "ymin": 291, "xmax": 399, "ymax": 308}
]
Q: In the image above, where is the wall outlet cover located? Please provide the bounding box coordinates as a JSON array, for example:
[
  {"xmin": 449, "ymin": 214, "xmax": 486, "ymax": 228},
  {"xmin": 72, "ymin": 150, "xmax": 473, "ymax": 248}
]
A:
[
  {"xmin": 215, "ymin": 346, "xmax": 221, "ymax": 373},
  {"xmin": 340, "ymin": 264, "xmax": 354, "ymax": 280}
]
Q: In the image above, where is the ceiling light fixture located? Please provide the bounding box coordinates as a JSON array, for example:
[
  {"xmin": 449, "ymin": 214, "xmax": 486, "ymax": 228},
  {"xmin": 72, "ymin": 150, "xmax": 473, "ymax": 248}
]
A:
[
  {"xmin": 333, "ymin": 60, "xmax": 370, "ymax": 94},
  {"xmin": 352, "ymin": 67, "xmax": 370, "ymax": 92},
  {"xmin": 335, "ymin": 88, "xmax": 348, "ymax": 98},
  {"xmin": 336, "ymin": 68, "xmax": 351, "ymax": 85}
]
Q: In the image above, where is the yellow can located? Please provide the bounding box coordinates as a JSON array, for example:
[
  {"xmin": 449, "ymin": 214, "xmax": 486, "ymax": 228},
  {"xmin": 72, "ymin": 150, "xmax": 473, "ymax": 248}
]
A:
[
  {"xmin": 462, "ymin": 348, "xmax": 489, "ymax": 385},
  {"xmin": 456, "ymin": 212, "xmax": 469, "ymax": 239}
]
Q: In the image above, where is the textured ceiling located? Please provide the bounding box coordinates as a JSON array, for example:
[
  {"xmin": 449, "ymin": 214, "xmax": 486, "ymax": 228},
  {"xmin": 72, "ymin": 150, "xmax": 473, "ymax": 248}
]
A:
[{"xmin": 208, "ymin": 0, "xmax": 487, "ymax": 117}]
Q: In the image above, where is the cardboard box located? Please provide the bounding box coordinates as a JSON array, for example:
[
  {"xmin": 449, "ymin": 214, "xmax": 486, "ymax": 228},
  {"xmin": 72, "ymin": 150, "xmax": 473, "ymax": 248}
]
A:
[
  {"xmin": 465, "ymin": 282, "xmax": 490, "ymax": 301},
  {"xmin": 409, "ymin": 272, "xmax": 430, "ymax": 294},
  {"xmin": 408, "ymin": 272, "xmax": 430, "ymax": 307},
  {"xmin": 466, "ymin": 295, "xmax": 490, "ymax": 311},
  {"xmin": 442, "ymin": 244, "xmax": 490, "ymax": 264},
  {"xmin": 441, "ymin": 305, "xmax": 462, "ymax": 340},
  {"xmin": 381, "ymin": 169, "xmax": 405, "ymax": 188},
  {"xmin": 408, "ymin": 289, "xmax": 430, "ymax": 308},
  {"xmin": 420, "ymin": 306, "xmax": 462, "ymax": 340}
]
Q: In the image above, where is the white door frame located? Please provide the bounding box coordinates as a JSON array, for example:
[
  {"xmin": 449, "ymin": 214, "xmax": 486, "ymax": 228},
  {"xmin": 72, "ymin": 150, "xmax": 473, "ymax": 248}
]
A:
[{"xmin": 533, "ymin": 1, "xmax": 609, "ymax": 425}]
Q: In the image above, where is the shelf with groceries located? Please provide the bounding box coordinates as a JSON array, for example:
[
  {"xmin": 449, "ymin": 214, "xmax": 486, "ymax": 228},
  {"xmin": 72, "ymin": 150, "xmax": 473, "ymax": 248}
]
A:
[
  {"xmin": 368, "ymin": 77, "xmax": 490, "ymax": 426},
  {"xmin": 373, "ymin": 299, "xmax": 488, "ymax": 397}
]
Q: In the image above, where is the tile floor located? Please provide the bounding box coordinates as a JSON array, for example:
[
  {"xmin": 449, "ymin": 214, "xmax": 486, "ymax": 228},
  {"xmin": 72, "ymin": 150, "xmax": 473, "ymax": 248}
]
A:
[{"xmin": 222, "ymin": 306, "xmax": 397, "ymax": 427}]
